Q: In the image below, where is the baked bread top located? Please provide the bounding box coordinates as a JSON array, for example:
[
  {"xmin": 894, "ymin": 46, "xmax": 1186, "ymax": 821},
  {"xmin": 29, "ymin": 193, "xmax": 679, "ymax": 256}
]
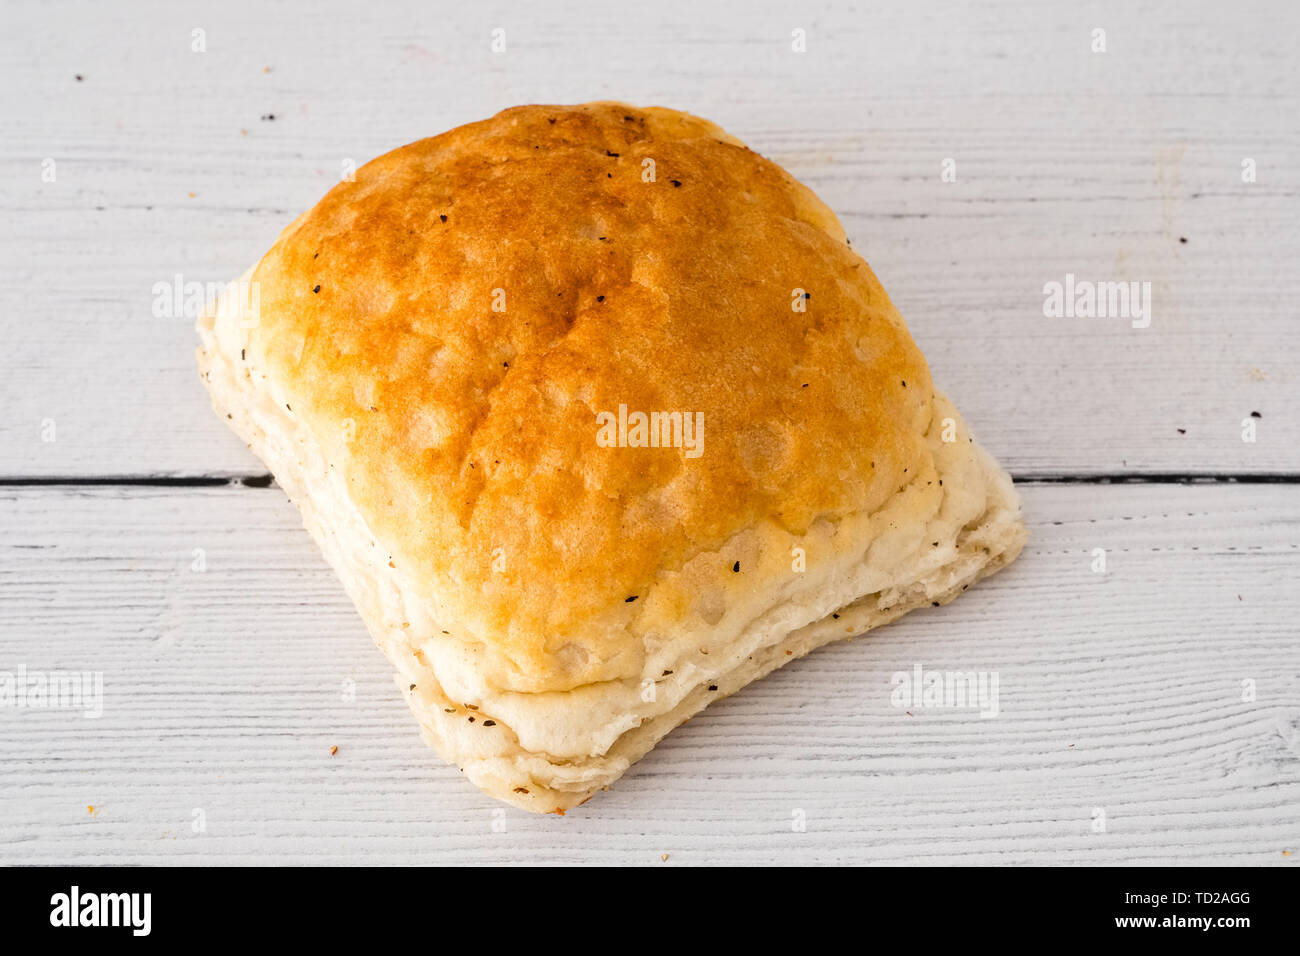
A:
[{"xmin": 245, "ymin": 102, "xmax": 934, "ymax": 693}]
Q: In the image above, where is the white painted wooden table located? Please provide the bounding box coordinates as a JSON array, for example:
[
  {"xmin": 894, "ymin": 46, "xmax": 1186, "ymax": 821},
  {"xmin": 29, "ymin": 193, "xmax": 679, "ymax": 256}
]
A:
[{"xmin": 1, "ymin": 0, "xmax": 1297, "ymax": 865}]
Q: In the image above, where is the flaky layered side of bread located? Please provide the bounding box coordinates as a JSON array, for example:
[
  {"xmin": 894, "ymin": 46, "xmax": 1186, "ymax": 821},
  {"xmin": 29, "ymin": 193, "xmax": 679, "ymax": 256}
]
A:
[{"xmin": 196, "ymin": 102, "xmax": 1026, "ymax": 811}]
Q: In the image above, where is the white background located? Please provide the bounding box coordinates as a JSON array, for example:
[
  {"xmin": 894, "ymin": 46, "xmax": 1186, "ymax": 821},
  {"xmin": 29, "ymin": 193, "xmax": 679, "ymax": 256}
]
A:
[{"xmin": 1, "ymin": 0, "xmax": 1297, "ymax": 864}]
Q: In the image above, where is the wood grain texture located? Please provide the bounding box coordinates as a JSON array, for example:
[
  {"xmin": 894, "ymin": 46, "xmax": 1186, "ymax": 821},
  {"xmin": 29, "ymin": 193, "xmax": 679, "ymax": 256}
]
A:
[
  {"xmin": 0, "ymin": 0, "xmax": 1297, "ymax": 477},
  {"xmin": 1, "ymin": 483, "xmax": 1296, "ymax": 865}
]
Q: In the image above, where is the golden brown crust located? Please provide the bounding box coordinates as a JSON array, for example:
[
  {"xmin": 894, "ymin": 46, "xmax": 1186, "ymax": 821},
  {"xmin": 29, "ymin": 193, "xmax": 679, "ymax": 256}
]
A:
[
  {"xmin": 244, "ymin": 102, "xmax": 934, "ymax": 693},
  {"xmin": 198, "ymin": 102, "xmax": 1028, "ymax": 810}
]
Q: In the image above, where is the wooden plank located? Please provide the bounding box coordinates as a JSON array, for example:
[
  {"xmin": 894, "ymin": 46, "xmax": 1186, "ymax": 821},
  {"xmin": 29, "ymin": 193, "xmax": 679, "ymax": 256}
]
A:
[
  {"xmin": 0, "ymin": 482, "xmax": 1296, "ymax": 864},
  {"xmin": 0, "ymin": 0, "xmax": 1297, "ymax": 477}
]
